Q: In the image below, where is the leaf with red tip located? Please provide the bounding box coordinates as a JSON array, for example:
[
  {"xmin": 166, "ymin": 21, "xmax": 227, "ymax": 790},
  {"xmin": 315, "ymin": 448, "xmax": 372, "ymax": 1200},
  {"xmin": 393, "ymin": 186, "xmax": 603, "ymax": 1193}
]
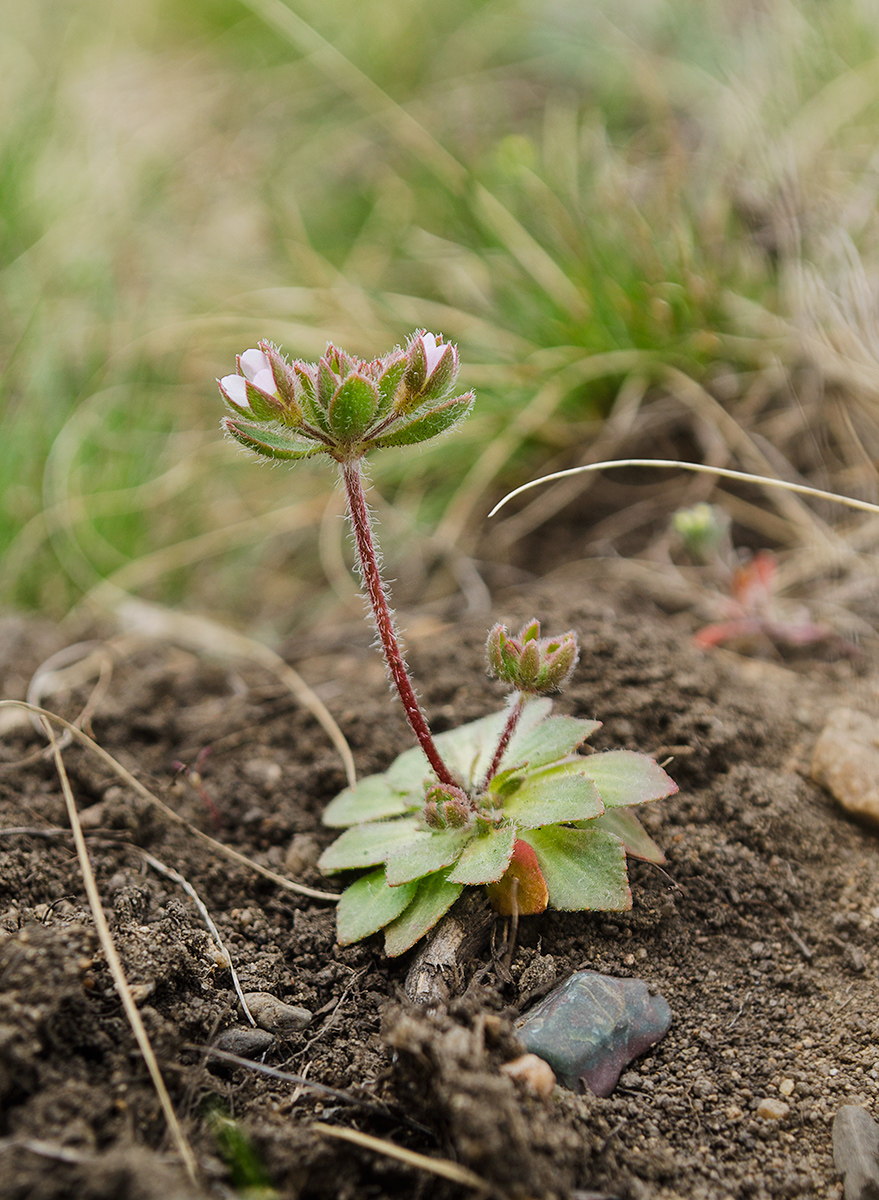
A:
[
  {"xmin": 373, "ymin": 393, "xmax": 474, "ymax": 447},
  {"xmin": 222, "ymin": 418, "xmax": 321, "ymax": 461},
  {"xmin": 328, "ymin": 373, "xmax": 379, "ymax": 440},
  {"xmin": 485, "ymin": 839, "xmax": 548, "ymax": 916}
]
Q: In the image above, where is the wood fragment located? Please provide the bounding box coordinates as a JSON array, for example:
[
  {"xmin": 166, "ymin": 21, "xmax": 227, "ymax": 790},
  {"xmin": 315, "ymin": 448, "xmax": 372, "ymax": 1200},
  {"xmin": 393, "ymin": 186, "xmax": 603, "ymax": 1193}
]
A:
[{"xmin": 404, "ymin": 890, "xmax": 495, "ymax": 1006}]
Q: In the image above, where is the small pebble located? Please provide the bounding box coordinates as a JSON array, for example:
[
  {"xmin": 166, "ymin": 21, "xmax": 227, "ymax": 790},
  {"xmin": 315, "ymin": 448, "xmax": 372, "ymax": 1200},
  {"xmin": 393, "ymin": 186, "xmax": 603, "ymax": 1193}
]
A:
[
  {"xmin": 285, "ymin": 834, "xmax": 321, "ymax": 876},
  {"xmin": 242, "ymin": 992, "xmax": 312, "ymax": 1035},
  {"xmin": 811, "ymin": 708, "xmax": 879, "ymax": 827},
  {"xmin": 210, "ymin": 1026, "xmax": 275, "ymax": 1061},
  {"xmin": 833, "ymin": 1105, "xmax": 879, "ymax": 1200},
  {"xmin": 501, "ymin": 1053, "xmax": 556, "ymax": 1099},
  {"xmin": 779, "ymin": 1078, "xmax": 795, "ymax": 1097},
  {"xmin": 756, "ymin": 1097, "xmax": 790, "ymax": 1120}
]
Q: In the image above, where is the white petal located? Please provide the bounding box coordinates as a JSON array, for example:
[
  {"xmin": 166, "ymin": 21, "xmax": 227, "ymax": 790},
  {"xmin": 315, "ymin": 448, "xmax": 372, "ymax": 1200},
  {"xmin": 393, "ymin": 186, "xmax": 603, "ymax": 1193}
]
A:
[
  {"xmin": 239, "ymin": 348, "xmax": 271, "ymax": 380},
  {"xmin": 220, "ymin": 374, "xmax": 249, "ymax": 407},
  {"xmin": 252, "ymin": 367, "xmax": 278, "ymax": 396},
  {"xmin": 421, "ymin": 332, "xmax": 444, "ymax": 375}
]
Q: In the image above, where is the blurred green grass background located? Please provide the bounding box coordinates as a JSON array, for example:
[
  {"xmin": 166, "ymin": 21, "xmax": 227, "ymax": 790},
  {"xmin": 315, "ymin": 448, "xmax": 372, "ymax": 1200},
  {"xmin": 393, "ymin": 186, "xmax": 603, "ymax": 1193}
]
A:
[{"xmin": 3, "ymin": 0, "xmax": 879, "ymax": 637}]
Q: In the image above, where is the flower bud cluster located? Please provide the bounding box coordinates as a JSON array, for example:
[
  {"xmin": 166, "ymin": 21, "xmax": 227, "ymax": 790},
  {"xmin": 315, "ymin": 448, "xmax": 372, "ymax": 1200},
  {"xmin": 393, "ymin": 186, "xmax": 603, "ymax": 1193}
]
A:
[
  {"xmin": 486, "ymin": 619, "xmax": 579, "ymax": 694},
  {"xmin": 219, "ymin": 331, "xmax": 473, "ymax": 463},
  {"xmin": 422, "ymin": 783, "xmax": 475, "ymax": 830}
]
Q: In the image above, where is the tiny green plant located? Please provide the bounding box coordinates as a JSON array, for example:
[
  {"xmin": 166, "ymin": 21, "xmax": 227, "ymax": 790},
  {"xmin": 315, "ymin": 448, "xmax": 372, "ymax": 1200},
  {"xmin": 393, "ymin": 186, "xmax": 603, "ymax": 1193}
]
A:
[{"xmin": 219, "ymin": 333, "xmax": 677, "ymax": 955}]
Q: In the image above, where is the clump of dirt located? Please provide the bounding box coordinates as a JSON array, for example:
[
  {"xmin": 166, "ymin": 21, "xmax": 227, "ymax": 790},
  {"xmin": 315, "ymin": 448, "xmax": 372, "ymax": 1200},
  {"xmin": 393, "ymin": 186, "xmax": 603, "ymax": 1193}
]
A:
[{"xmin": 0, "ymin": 565, "xmax": 877, "ymax": 1199}]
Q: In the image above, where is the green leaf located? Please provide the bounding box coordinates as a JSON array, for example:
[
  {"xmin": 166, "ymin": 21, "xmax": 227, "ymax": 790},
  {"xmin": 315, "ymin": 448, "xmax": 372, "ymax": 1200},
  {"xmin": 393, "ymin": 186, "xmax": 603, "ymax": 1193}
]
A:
[
  {"xmin": 587, "ymin": 808, "xmax": 666, "ymax": 864},
  {"xmin": 317, "ymin": 816, "xmax": 422, "ymax": 873},
  {"xmin": 383, "ymin": 872, "xmax": 463, "ymax": 957},
  {"xmin": 329, "ymin": 374, "xmax": 379, "ymax": 439},
  {"xmin": 376, "ymin": 356, "xmax": 406, "ymax": 416},
  {"xmin": 447, "ymin": 824, "xmax": 515, "ymax": 885},
  {"xmin": 581, "ymin": 750, "xmax": 678, "ymax": 808},
  {"xmin": 223, "ymin": 419, "xmax": 321, "ymax": 462},
  {"xmin": 502, "ymin": 766, "xmax": 604, "ymax": 828},
  {"xmin": 385, "ymin": 699, "xmax": 554, "ymax": 795},
  {"xmin": 384, "ymin": 828, "xmax": 471, "ymax": 886},
  {"xmin": 503, "ymin": 715, "xmax": 602, "ymax": 772},
  {"xmin": 385, "ymin": 745, "xmax": 434, "ymax": 792},
  {"xmin": 373, "ymin": 393, "xmax": 474, "ymax": 447},
  {"xmin": 245, "ymin": 380, "xmax": 285, "ymax": 421},
  {"xmin": 316, "ymin": 357, "xmax": 337, "ymax": 412},
  {"xmin": 322, "ymin": 774, "xmax": 420, "ymax": 828},
  {"xmin": 521, "ymin": 825, "xmax": 632, "ymax": 911},
  {"xmin": 336, "ymin": 868, "xmax": 418, "ymax": 946}
]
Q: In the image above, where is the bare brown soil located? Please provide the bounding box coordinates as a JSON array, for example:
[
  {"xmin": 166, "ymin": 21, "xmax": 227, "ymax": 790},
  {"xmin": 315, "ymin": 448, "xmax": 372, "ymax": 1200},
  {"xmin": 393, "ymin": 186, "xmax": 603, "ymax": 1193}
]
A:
[{"xmin": 1, "ymin": 563, "xmax": 877, "ymax": 1199}]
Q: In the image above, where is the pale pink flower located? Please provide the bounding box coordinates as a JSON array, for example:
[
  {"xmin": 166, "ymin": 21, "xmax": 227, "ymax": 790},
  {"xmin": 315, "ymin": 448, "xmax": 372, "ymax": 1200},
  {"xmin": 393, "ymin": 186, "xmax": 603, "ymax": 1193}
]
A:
[{"xmin": 219, "ymin": 347, "xmax": 278, "ymax": 410}]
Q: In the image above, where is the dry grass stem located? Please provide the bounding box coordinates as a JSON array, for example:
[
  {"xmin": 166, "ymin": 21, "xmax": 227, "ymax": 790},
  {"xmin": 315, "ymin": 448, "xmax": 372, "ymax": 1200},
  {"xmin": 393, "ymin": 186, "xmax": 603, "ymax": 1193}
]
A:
[
  {"xmin": 136, "ymin": 850, "xmax": 256, "ymax": 1028},
  {"xmin": 489, "ymin": 459, "xmax": 879, "ymax": 521},
  {"xmin": 41, "ymin": 720, "xmax": 200, "ymax": 1188},
  {"xmin": 312, "ymin": 1122, "xmax": 492, "ymax": 1193}
]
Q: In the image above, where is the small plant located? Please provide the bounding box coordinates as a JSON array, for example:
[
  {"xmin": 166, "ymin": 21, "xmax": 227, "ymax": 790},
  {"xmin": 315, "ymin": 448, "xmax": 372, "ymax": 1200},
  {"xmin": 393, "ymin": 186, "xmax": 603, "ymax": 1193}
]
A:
[
  {"xmin": 219, "ymin": 333, "xmax": 677, "ymax": 955},
  {"xmin": 673, "ymin": 502, "xmax": 841, "ymax": 652}
]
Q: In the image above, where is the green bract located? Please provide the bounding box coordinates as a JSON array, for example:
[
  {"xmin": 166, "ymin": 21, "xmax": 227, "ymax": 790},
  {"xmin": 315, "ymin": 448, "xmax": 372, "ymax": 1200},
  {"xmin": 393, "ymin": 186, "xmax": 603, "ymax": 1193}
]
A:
[{"xmin": 319, "ymin": 698, "xmax": 677, "ymax": 956}]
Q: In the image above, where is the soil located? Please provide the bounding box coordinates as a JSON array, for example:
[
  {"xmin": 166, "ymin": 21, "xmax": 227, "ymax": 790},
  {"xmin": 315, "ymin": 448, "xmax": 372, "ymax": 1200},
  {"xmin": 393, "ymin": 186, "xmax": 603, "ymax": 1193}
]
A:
[{"xmin": 1, "ymin": 561, "xmax": 878, "ymax": 1200}]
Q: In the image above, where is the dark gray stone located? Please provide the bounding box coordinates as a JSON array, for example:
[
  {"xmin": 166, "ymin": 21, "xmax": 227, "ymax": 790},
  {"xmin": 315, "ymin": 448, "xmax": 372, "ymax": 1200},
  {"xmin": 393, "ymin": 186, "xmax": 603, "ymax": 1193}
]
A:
[{"xmin": 515, "ymin": 970, "xmax": 672, "ymax": 1097}]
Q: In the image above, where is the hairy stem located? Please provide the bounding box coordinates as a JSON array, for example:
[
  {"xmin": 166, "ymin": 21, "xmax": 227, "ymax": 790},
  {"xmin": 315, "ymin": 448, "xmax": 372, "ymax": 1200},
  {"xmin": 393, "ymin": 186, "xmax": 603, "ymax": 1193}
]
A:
[
  {"xmin": 480, "ymin": 692, "xmax": 524, "ymax": 790},
  {"xmin": 341, "ymin": 458, "xmax": 456, "ymax": 786}
]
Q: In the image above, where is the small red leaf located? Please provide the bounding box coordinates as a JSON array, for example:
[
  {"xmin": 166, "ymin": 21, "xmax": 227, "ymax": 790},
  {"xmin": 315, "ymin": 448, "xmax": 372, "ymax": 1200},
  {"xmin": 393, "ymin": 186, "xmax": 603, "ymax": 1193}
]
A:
[{"xmin": 485, "ymin": 839, "xmax": 548, "ymax": 916}]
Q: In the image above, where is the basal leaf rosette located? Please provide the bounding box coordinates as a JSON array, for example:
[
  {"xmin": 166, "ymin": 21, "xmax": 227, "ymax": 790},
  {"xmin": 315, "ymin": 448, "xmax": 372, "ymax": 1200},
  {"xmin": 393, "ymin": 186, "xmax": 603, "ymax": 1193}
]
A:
[{"xmin": 319, "ymin": 700, "xmax": 677, "ymax": 956}]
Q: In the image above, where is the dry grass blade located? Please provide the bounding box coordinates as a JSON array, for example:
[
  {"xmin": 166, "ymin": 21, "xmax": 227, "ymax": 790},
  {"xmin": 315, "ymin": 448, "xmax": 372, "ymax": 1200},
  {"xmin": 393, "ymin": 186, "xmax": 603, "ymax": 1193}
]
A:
[
  {"xmin": 0, "ymin": 700, "xmax": 339, "ymax": 903},
  {"xmin": 489, "ymin": 459, "xmax": 879, "ymax": 520},
  {"xmin": 41, "ymin": 720, "xmax": 200, "ymax": 1188},
  {"xmin": 311, "ymin": 1123, "xmax": 492, "ymax": 1193},
  {"xmin": 438, "ymin": 350, "xmax": 648, "ymax": 548}
]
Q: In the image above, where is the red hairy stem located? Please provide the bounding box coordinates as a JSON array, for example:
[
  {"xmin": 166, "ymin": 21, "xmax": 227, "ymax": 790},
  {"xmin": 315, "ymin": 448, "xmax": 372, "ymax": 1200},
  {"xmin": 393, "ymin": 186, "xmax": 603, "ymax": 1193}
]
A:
[
  {"xmin": 341, "ymin": 458, "xmax": 456, "ymax": 787},
  {"xmin": 480, "ymin": 693, "xmax": 524, "ymax": 790}
]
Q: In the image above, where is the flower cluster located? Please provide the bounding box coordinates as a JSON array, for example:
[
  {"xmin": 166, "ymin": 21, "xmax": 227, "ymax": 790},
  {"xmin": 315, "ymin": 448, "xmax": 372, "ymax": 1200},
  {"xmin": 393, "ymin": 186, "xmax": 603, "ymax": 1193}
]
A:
[{"xmin": 219, "ymin": 331, "xmax": 473, "ymax": 463}]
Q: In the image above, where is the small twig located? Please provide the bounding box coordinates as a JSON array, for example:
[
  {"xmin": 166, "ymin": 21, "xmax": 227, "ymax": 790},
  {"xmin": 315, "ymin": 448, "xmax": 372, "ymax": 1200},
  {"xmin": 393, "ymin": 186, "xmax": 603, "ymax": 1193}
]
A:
[
  {"xmin": 0, "ymin": 701, "xmax": 339, "ymax": 903},
  {"xmin": 727, "ymin": 990, "xmax": 751, "ymax": 1030},
  {"xmin": 777, "ymin": 916, "xmax": 814, "ymax": 962},
  {"xmin": 312, "ymin": 1122, "xmax": 494, "ymax": 1194},
  {"xmin": 189, "ymin": 1046, "xmax": 432, "ymax": 1135},
  {"xmin": 502, "ymin": 878, "xmax": 520, "ymax": 973},
  {"xmin": 42, "ymin": 721, "xmax": 200, "ymax": 1188}
]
